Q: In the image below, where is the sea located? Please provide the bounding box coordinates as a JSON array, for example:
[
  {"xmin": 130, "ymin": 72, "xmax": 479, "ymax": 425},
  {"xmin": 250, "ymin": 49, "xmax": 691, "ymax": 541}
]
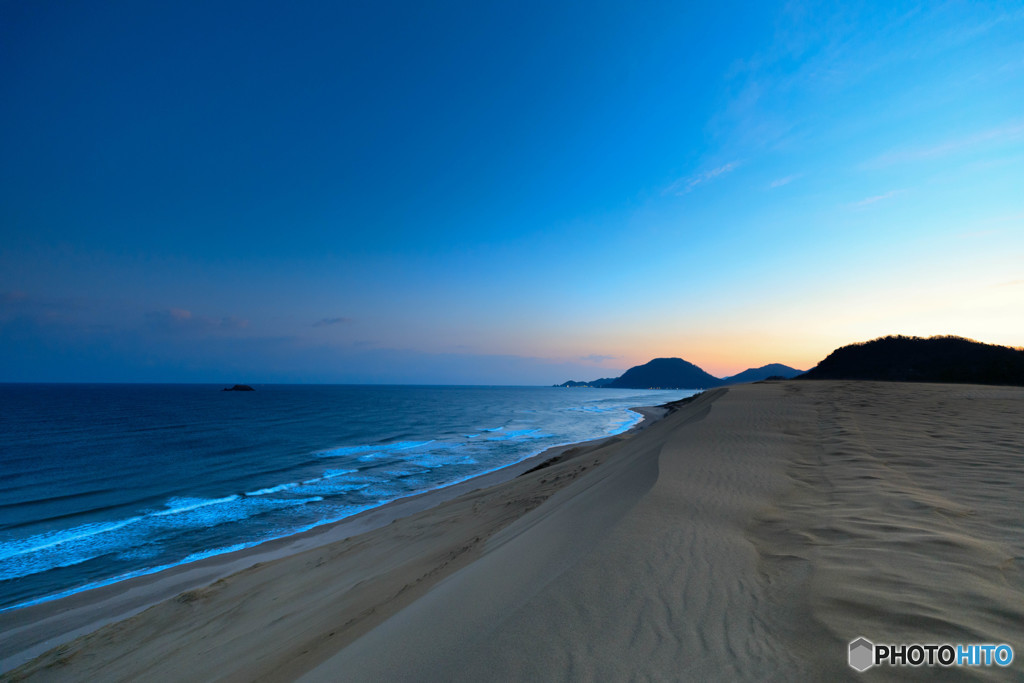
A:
[{"xmin": 0, "ymin": 384, "xmax": 698, "ymax": 613}]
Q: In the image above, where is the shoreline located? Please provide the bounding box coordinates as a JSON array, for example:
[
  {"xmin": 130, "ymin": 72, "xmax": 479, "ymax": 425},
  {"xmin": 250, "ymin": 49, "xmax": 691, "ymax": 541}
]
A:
[
  {"xmin": 10, "ymin": 381, "xmax": 1019, "ymax": 679},
  {"xmin": 0, "ymin": 402, "xmax": 674, "ymax": 673}
]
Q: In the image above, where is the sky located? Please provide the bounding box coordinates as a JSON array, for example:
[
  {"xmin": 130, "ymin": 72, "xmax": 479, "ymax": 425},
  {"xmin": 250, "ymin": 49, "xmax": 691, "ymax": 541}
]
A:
[{"xmin": 1, "ymin": 1, "xmax": 1022, "ymax": 384}]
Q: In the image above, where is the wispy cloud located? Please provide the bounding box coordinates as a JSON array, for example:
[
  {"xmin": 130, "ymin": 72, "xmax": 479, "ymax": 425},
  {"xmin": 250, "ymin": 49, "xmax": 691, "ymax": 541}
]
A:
[
  {"xmin": 864, "ymin": 121, "xmax": 1024, "ymax": 168},
  {"xmin": 580, "ymin": 354, "xmax": 617, "ymax": 363},
  {"xmin": 850, "ymin": 189, "xmax": 903, "ymax": 208},
  {"xmin": 934, "ymin": 8, "xmax": 1024, "ymax": 50},
  {"xmin": 666, "ymin": 161, "xmax": 742, "ymax": 195},
  {"xmin": 994, "ymin": 279, "xmax": 1024, "ymax": 288},
  {"xmin": 313, "ymin": 317, "xmax": 353, "ymax": 327},
  {"xmin": 711, "ymin": 5, "xmax": 1023, "ymax": 177},
  {"xmin": 769, "ymin": 174, "xmax": 800, "ymax": 189},
  {"xmin": 145, "ymin": 309, "xmax": 248, "ymax": 333},
  {"xmin": 0, "ymin": 290, "xmax": 87, "ymax": 323}
]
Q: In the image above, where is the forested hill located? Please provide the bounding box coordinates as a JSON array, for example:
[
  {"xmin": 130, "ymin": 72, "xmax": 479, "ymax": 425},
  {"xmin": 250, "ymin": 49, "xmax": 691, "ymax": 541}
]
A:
[{"xmin": 799, "ymin": 335, "xmax": 1024, "ymax": 386}]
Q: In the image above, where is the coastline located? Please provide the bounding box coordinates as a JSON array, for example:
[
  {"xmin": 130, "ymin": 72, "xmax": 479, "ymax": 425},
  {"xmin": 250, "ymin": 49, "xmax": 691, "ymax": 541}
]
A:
[
  {"xmin": 0, "ymin": 402, "xmax": 673, "ymax": 674},
  {"xmin": 6, "ymin": 381, "xmax": 1022, "ymax": 680}
]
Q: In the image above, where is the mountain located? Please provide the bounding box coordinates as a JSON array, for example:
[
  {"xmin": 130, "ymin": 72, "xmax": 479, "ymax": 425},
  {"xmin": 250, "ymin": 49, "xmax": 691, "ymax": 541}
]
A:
[
  {"xmin": 799, "ymin": 335, "xmax": 1024, "ymax": 386},
  {"xmin": 721, "ymin": 363, "xmax": 803, "ymax": 384},
  {"xmin": 557, "ymin": 359, "xmax": 802, "ymax": 389},
  {"xmin": 606, "ymin": 358, "xmax": 723, "ymax": 389},
  {"xmin": 555, "ymin": 378, "xmax": 615, "ymax": 388}
]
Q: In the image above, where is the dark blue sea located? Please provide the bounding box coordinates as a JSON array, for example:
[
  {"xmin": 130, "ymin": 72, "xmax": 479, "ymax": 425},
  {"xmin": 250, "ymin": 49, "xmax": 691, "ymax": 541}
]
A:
[{"xmin": 0, "ymin": 384, "xmax": 697, "ymax": 612}]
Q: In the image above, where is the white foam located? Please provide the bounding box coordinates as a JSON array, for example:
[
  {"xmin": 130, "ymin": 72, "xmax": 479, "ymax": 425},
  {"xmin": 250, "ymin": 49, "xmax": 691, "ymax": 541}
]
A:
[
  {"xmin": 0, "ymin": 515, "xmax": 146, "ymax": 561},
  {"xmin": 316, "ymin": 441, "xmax": 435, "ymax": 458},
  {"xmin": 152, "ymin": 495, "xmax": 240, "ymax": 517},
  {"xmin": 323, "ymin": 469, "xmax": 356, "ymax": 479},
  {"xmin": 486, "ymin": 428, "xmax": 543, "ymax": 442},
  {"xmin": 410, "ymin": 453, "xmax": 478, "ymax": 468},
  {"xmin": 245, "ymin": 482, "xmax": 299, "ymax": 496}
]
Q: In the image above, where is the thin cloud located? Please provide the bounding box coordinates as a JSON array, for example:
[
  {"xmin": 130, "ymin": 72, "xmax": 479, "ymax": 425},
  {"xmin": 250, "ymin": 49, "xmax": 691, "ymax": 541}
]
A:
[
  {"xmin": 717, "ymin": 6, "xmax": 1023, "ymax": 175},
  {"xmin": 581, "ymin": 354, "xmax": 617, "ymax": 363},
  {"xmin": 146, "ymin": 309, "xmax": 248, "ymax": 332},
  {"xmin": 850, "ymin": 189, "xmax": 903, "ymax": 208},
  {"xmin": 769, "ymin": 174, "xmax": 800, "ymax": 189},
  {"xmin": 313, "ymin": 317, "xmax": 353, "ymax": 327},
  {"xmin": 865, "ymin": 121, "xmax": 1024, "ymax": 168},
  {"xmin": 0, "ymin": 291, "xmax": 87, "ymax": 322},
  {"xmin": 994, "ymin": 279, "xmax": 1024, "ymax": 288},
  {"xmin": 666, "ymin": 161, "xmax": 742, "ymax": 195}
]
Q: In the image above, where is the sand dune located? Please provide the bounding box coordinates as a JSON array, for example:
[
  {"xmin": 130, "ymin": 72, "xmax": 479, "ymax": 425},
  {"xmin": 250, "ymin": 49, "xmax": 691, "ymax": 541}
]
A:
[{"xmin": 5, "ymin": 382, "xmax": 1023, "ymax": 681}]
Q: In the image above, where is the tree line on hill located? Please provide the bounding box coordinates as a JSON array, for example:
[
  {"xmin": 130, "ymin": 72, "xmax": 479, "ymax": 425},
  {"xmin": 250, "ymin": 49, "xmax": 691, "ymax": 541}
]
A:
[{"xmin": 798, "ymin": 335, "xmax": 1024, "ymax": 385}]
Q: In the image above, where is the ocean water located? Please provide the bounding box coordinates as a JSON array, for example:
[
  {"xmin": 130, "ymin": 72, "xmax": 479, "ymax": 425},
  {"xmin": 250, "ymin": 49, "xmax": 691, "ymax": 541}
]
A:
[{"xmin": 0, "ymin": 384, "xmax": 697, "ymax": 612}]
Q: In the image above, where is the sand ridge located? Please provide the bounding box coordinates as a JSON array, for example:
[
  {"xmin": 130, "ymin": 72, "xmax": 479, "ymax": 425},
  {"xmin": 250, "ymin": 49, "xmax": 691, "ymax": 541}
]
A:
[{"xmin": 752, "ymin": 381, "xmax": 1024, "ymax": 681}]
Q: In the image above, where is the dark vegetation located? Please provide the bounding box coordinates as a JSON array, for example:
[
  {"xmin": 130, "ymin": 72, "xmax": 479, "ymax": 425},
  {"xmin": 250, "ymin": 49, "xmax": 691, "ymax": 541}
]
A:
[{"xmin": 798, "ymin": 335, "xmax": 1024, "ymax": 386}]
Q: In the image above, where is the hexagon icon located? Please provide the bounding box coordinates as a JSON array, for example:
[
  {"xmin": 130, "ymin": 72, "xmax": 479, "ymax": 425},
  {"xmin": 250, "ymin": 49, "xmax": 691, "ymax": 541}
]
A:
[{"xmin": 849, "ymin": 637, "xmax": 874, "ymax": 672}]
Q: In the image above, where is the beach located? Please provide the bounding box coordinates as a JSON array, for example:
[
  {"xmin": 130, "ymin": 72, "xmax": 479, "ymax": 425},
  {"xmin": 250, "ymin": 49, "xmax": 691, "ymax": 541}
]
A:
[{"xmin": 3, "ymin": 381, "xmax": 1023, "ymax": 680}]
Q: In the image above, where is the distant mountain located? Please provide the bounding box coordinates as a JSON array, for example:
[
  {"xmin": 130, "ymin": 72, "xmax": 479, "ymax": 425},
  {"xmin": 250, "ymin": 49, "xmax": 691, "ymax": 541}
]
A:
[
  {"xmin": 556, "ymin": 378, "xmax": 615, "ymax": 388},
  {"xmin": 557, "ymin": 358, "xmax": 803, "ymax": 389},
  {"xmin": 606, "ymin": 358, "xmax": 722, "ymax": 389},
  {"xmin": 799, "ymin": 335, "xmax": 1024, "ymax": 386},
  {"xmin": 721, "ymin": 363, "xmax": 803, "ymax": 385}
]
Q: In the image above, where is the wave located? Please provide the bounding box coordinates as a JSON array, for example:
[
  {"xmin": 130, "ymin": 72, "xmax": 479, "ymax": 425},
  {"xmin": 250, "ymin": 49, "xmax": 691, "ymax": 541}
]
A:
[
  {"xmin": 295, "ymin": 480, "xmax": 371, "ymax": 496},
  {"xmin": 301, "ymin": 469, "xmax": 356, "ymax": 485},
  {"xmin": 486, "ymin": 428, "xmax": 547, "ymax": 442},
  {"xmin": 0, "ymin": 499, "xmax": 139, "ymax": 533},
  {"xmin": 0, "ymin": 487, "xmax": 121, "ymax": 512},
  {"xmin": 0, "ymin": 515, "xmax": 147, "ymax": 563},
  {"xmin": 316, "ymin": 440, "xmax": 435, "ymax": 458},
  {"xmin": 0, "ymin": 494, "xmax": 323, "ymax": 582},
  {"xmin": 245, "ymin": 483, "xmax": 299, "ymax": 496},
  {"xmin": 152, "ymin": 495, "xmax": 240, "ymax": 517},
  {"xmin": 0, "ymin": 539, "xmax": 269, "ymax": 615},
  {"xmin": 409, "ymin": 452, "xmax": 478, "ymax": 468},
  {"xmin": 606, "ymin": 413, "xmax": 642, "ymax": 435}
]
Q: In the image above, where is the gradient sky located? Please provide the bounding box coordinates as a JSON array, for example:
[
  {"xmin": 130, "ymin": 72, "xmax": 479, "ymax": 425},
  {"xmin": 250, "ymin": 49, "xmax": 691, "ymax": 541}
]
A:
[{"xmin": 2, "ymin": 1, "xmax": 1022, "ymax": 384}]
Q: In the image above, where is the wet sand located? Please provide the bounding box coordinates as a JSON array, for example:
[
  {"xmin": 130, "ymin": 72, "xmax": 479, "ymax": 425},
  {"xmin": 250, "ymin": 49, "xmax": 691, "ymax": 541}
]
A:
[{"xmin": 4, "ymin": 382, "xmax": 1023, "ymax": 681}]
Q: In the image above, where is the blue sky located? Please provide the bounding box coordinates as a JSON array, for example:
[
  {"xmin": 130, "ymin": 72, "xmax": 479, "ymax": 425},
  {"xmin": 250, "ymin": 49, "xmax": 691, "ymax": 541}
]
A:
[{"xmin": 2, "ymin": 1, "xmax": 1022, "ymax": 384}]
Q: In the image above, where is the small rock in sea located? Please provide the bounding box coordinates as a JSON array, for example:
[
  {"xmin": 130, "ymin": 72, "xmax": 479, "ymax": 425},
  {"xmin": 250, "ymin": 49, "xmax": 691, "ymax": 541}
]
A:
[{"xmin": 223, "ymin": 384, "xmax": 255, "ymax": 392}]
